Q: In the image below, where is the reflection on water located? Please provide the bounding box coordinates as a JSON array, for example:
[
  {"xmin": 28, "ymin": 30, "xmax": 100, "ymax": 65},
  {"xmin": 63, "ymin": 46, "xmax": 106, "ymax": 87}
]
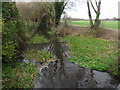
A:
[{"xmin": 29, "ymin": 39, "xmax": 119, "ymax": 88}]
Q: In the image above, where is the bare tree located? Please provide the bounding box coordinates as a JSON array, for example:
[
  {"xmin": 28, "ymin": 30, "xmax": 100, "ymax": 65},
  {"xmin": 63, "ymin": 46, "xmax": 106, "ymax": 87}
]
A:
[{"xmin": 87, "ymin": 0, "xmax": 101, "ymax": 29}]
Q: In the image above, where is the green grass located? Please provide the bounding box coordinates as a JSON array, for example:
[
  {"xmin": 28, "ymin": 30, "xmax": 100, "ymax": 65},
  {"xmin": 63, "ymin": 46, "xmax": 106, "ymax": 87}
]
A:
[
  {"xmin": 61, "ymin": 35, "xmax": 118, "ymax": 75},
  {"xmin": 70, "ymin": 20, "xmax": 119, "ymax": 29},
  {"xmin": 2, "ymin": 62, "xmax": 38, "ymax": 88},
  {"xmin": 23, "ymin": 49, "xmax": 56, "ymax": 62},
  {"xmin": 71, "ymin": 20, "xmax": 90, "ymax": 27},
  {"xmin": 27, "ymin": 34, "xmax": 49, "ymax": 44},
  {"xmin": 101, "ymin": 21, "xmax": 119, "ymax": 29}
]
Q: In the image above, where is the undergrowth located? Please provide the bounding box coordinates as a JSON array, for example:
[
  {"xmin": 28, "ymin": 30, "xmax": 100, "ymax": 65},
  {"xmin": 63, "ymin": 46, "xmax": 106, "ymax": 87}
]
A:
[
  {"xmin": 2, "ymin": 62, "xmax": 38, "ymax": 88},
  {"xmin": 22, "ymin": 49, "xmax": 56, "ymax": 62},
  {"xmin": 27, "ymin": 34, "xmax": 49, "ymax": 44}
]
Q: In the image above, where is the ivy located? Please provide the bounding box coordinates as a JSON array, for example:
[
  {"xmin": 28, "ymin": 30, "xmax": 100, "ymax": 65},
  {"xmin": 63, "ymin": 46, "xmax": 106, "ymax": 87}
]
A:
[{"xmin": 2, "ymin": 2, "xmax": 24, "ymax": 63}]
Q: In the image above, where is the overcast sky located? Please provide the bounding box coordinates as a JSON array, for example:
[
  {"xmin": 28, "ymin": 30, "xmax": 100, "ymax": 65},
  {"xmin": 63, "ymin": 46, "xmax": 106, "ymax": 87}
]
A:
[
  {"xmin": 65, "ymin": 0, "xmax": 120, "ymax": 19},
  {"xmin": 15, "ymin": 0, "xmax": 119, "ymax": 19}
]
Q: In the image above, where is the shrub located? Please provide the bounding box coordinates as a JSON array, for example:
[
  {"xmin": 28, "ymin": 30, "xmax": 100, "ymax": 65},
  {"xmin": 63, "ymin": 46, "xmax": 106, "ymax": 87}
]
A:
[{"xmin": 2, "ymin": 2, "xmax": 25, "ymax": 62}]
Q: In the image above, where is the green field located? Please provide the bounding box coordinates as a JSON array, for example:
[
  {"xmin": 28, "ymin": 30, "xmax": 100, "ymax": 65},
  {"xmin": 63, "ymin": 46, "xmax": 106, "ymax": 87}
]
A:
[{"xmin": 70, "ymin": 20, "xmax": 119, "ymax": 29}]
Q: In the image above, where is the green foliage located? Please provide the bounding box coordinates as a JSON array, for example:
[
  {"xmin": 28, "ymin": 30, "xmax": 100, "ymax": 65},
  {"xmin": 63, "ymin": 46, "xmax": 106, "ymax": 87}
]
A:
[
  {"xmin": 2, "ymin": 2, "xmax": 19, "ymax": 22},
  {"xmin": 2, "ymin": 2, "xmax": 26, "ymax": 62},
  {"xmin": 61, "ymin": 35, "xmax": 118, "ymax": 74},
  {"xmin": 2, "ymin": 2, "xmax": 19, "ymax": 62},
  {"xmin": 0, "ymin": 14, "xmax": 2, "ymax": 33},
  {"xmin": 27, "ymin": 34, "xmax": 49, "ymax": 44},
  {"xmin": 30, "ymin": 2, "xmax": 55, "ymax": 33},
  {"xmin": 2, "ymin": 41, "xmax": 18, "ymax": 62},
  {"xmin": 2, "ymin": 62, "xmax": 38, "ymax": 88},
  {"xmin": 23, "ymin": 49, "xmax": 56, "ymax": 62},
  {"xmin": 17, "ymin": 2, "xmax": 55, "ymax": 34},
  {"xmin": 27, "ymin": 21, "xmax": 39, "ymax": 32},
  {"xmin": 54, "ymin": 1, "xmax": 66, "ymax": 26}
]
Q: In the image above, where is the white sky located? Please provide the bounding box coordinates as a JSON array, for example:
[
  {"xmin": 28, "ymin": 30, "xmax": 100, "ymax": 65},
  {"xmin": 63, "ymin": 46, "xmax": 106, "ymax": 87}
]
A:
[
  {"xmin": 65, "ymin": 0, "xmax": 120, "ymax": 19},
  {"xmin": 14, "ymin": 0, "xmax": 119, "ymax": 19}
]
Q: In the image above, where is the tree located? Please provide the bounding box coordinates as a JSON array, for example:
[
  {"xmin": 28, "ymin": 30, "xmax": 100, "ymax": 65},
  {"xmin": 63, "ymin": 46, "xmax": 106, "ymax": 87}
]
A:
[
  {"xmin": 17, "ymin": 2, "xmax": 55, "ymax": 38},
  {"xmin": 54, "ymin": 0, "xmax": 67, "ymax": 27},
  {"xmin": 87, "ymin": 0, "xmax": 101, "ymax": 29},
  {"xmin": 31, "ymin": 2, "xmax": 55, "ymax": 35}
]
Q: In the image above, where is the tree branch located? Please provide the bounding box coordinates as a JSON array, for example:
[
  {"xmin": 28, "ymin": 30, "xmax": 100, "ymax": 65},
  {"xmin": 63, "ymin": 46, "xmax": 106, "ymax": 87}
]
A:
[
  {"xmin": 87, "ymin": 0, "xmax": 94, "ymax": 27},
  {"xmin": 90, "ymin": 0, "xmax": 97, "ymax": 13},
  {"xmin": 95, "ymin": 0, "xmax": 98, "ymax": 7},
  {"xmin": 97, "ymin": 0, "xmax": 101, "ymax": 12}
]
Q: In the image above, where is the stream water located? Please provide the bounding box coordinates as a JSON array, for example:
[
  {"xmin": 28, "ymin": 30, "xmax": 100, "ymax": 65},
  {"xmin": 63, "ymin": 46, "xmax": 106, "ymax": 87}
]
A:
[{"xmin": 23, "ymin": 39, "xmax": 119, "ymax": 88}]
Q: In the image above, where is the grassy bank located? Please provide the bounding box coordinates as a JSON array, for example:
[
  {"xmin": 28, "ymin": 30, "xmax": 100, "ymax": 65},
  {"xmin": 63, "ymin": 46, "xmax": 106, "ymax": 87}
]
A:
[
  {"xmin": 2, "ymin": 62, "xmax": 38, "ymax": 88},
  {"xmin": 70, "ymin": 20, "xmax": 119, "ymax": 29},
  {"xmin": 61, "ymin": 35, "xmax": 118, "ymax": 75},
  {"xmin": 27, "ymin": 34, "xmax": 49, "ymax": 44},
  {"xmin": 23, "ymin": 49, "xmax": 56, "ymax": 63}
]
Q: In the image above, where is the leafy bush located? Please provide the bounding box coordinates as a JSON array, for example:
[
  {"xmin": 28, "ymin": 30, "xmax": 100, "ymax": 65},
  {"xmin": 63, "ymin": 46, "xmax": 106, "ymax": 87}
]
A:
[
  {"xmin": 2, "ymin": 41, "xmax": 18, "ymax": 62},
  {"xmin": 2, "ymin": 2, "xmax": 18, "ymax": 22},
  {"xmin": 2, "ymin": 2, "xmax": 25, "ymax": 62}
]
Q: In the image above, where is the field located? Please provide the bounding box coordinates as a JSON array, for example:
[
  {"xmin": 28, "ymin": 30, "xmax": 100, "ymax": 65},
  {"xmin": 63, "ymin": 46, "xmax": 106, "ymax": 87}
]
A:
[{"xmin": 70, "ymin": 20, "xmax": 119, "ymax": 29}]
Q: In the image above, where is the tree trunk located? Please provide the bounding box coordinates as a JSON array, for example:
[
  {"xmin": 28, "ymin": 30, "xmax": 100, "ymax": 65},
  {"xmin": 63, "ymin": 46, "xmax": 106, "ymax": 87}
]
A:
[
  {"xmin": 93, "ymin": 0, "xmax": 101, "ymax": 29},
  {"xmin": 94, "ymin": 12, "xmax": 101, "ymax": 28},
  {"xmin": 87, "ymin": 0, "xmax": 94, "ymax": 28}
]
